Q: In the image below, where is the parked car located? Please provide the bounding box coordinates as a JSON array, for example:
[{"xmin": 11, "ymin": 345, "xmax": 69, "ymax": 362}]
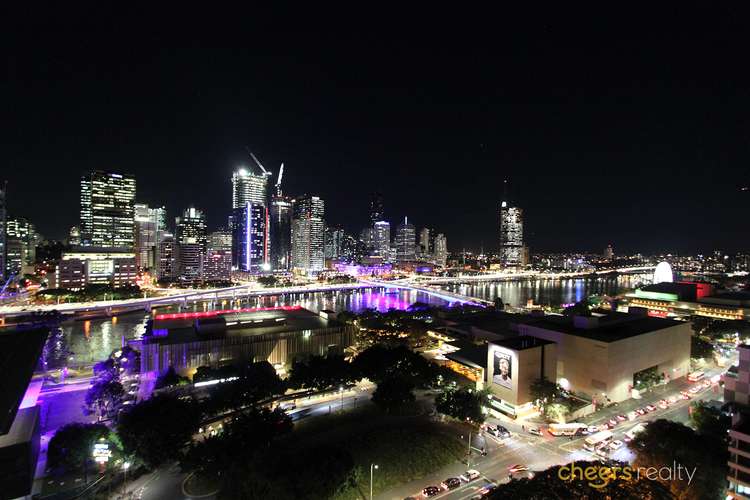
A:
[
  {"xmin": 609, "ymin": 440, "xmax": 624, "ymax": 450},
  {"xmin": 645, "ymin": 404, "xmax": 657, "ymax": 412},
  {"xmin": 422, "ymin": 486, "xmax": 441, "ymax": 497},
  {"xmin": 527, "ymin": 427, "xmax": 543, "ymax": 436},
  {"xmin": 460, "ymin": 470, "xmax": 481, "ymax": 482},
  {"xmin": 635, "ymin": 407, "xmax": 647, "ymax": 415},
  {"xmin": 441, "ymin": 477, "xmax": 461, "ymax": 490},
  {"xmin": 616, "ymin": 414, "xmax": 627, "ymax": 421},
  {"xmin": 608, "ymin": 418, "xmax": 619, "ymax": 427}
]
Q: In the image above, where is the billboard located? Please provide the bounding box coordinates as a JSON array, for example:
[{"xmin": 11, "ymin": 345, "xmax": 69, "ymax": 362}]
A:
[{"xmin": 493, "ymin": 350, "xmax": 512, "ymax": 389}]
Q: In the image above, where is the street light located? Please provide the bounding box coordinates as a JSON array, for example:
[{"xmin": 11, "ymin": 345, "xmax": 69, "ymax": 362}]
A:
[
  {"xmin": 370, "ymin": 463, "xmax": 379, "ymax": 500},
  {"xmin": 122, "ymin": 461, "xmax": 131, "ymax": 494}
]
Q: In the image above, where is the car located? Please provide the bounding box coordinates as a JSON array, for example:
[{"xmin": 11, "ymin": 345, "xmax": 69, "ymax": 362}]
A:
[
  {"xmin": 645, "ymin": 404, "xmax": 657, "ymax": 412},
  {"xmin": 668, "ymin": 395, "xmax": 679, "ymax": 404},
  {"xmin": 527, "ymin": 427, "xmax": 543, "ymax": 436},
  {"xmin": 609, "ymin": 440, "xmax": 624, "ymax": 450},
  {"xmin": 508, "ymin": 464, "xmax": 529, "ymax": 473},
  {"xmin": 477, "ymin": 484, "xmax": 497, "ymax": 496},
  {"xmin": 635, "ymin": 407, "xmax": 647, "ymax": 415},
  {"xmin": 488, "ymin": 425, "xmax": 511, "ymax": 438},
  {"xmin": 586, "ymin": 426, "xmax": 599, "ymax": 434},
  {"xmin": 608, "ymin": 418, "xmax": 619, "ymax": 427},
  {"xmin": 422, "ymin": 486, "xmax": 441, "ymax": 497},
  {"xmin": 627, "ymin": 411, "xmax": 638, "ymax": 421},
  {"xmin": 441, "ymin": 477, "xmax": 461, "ymax": 490},
  {"xmin": 680, "ymin": 391, "xmax": 692, "ymax": 400},
  {"xmin": 658, "ymin": 399, "xmax": 668, "ymax": 409},
  {"xmin": 616, "ymin": 414, "xmax": 627, "ymax": 421},
  {"xmin": 460, "ymin": 469, "xmax": 481, "ymax": 482},
  {"xmin": 690, "ymin": 385, "xmax": 702, "ymax": 394},
  {"xmin": 595, "ymin": 446, "xmax": 609, "ymax": 458}
]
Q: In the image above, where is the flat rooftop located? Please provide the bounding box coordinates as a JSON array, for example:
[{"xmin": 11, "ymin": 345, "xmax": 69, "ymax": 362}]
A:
[
  {"xmin": 445, "ymin": 340, "xmax": 488, "ymax": 369},
  {"xmin": 527, "ymin": 312, "xmax": 682, "ymax": 343},
  {"xmin": 148, "ymin": 307, "xmax": 333, "ymax": 345},
  {"xmin": 493, "ymin": 336, "xmax": 555, "ymax": 351},
  {"xmin": 0, "ymin": 327, "xmax": 48, "ymax": 435}
]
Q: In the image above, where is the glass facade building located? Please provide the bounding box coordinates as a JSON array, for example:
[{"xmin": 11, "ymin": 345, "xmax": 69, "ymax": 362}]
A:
[
  {"xmin": 291, "ymin": 195, "xmax": 325, "ymax": 272},
  {"xmin": 80, "ymin": 171, "xmax": 136, "ymax": 248},
  {"xmin": 232, "ymin": 202, "xmax": 269, "ymax": 273},
  {"xmin": 499, "ymin": 201, "xmax": 523, "ymax": 267},
  {"xmin": 270, "ymin": 194, "xmax": 293, "ymax": 271},
  {"xmin": 395, "ymin": 217, "xmax": 416, "ymax": 262},
  {"xmin": 175, "ymin": 207, "xmax": 207, "ymax": 281}
]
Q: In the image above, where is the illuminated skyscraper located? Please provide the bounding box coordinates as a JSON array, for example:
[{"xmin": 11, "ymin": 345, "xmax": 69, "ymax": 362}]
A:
[
  {"xmin": 5, "ymin": 217, "xmax": 39, "ymax": 274},
  {"xmin": 499, "ymin": 181, "xmax": 523, "ymax": 267},
  {"xmin": 175, "ymin": 207, "xmax": 207, "ymax": 281},
  {"xmin": 418, "ymin": 227, "xmax": 431, "ymax": 257},
  {"xmin": 291, "ymin": 195, "xmax": 325, "ymax": 272},
  {"xmin": 80, "ymin": 171, "xmax": 136, "ymax": 248},
  {"xmin": 205, "ymin": 228, "xmax": 233, "ymax": 281},
  {"xmin": 233, "ymin": 202, "xmax": 269, "ymax": 273},
  {"xmin": 434, "ymin": 233, "xmax": 448, "ymax": 267},
  {"xmin": 134, "ymin": 204, "xmax": 167, "ymax": 270},
  {"xmin": 395, "ymin": 217, "xmax": 416, "ymax": 262},
  {"xmin": 232, "ymin": 167, "xmax": 271, "ymax": 209},
  {"xmin": 270, "ymin": 164, "xmax": 292, "ymax": 271},
  {"xmin": 325, "ymin": 225, "xmax": 345, "ymax": 260},
  {"xmin": 157, "ymin": 232, "xmax": 177, "ymax": 280},
  {"xmin": 373, "ymin": 221, "xmax": 390, "ymax": 260}
]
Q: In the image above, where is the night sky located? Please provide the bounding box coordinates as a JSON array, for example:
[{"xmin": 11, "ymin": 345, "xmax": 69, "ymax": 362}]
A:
[{"xmin": 4, "ymin": 6, "xmax": 750, "ymax": 254}]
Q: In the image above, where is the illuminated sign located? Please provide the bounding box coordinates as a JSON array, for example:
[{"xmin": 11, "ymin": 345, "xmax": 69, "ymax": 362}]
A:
[
  {"xmin": 493, "ymin": 350, "xmax": 513, "ymax": 389},
  {"xmin": 634, "ymin": 290, "xmax": 678, "ymax": 302}
]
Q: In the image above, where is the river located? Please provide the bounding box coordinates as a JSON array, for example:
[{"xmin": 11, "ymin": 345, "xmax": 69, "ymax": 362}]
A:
[{"xmin": 41, "ymin": 275, "xmax": 647, "ymax": 370}]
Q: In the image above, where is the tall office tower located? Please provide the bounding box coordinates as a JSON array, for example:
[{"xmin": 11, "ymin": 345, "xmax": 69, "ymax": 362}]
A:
[
  {"xmin": 175, "ymin": 207, "xmax": 207, "ymax": 281},
  {"xmin": 134, "ymin": 204, "xmax": 157, "ymax": 270},
  {"xmin": 324, "ymin": 225, "xmax": 345, "ymax": 260},
  {"xmin": 204, "ymin": 228, "xmax": 232, "ymax": 281},
  {"xmin": 157, "ymin": 232, "xmax": 177, "ymax": 280},
  {"xmin": 233, "ymin": 202, "xmax": 269, "ymax": 273},
  {"xmin": 5, "ymin": 217, "xmax": 39, "ymax": 274},
  {"xmin": 269, "ymin": 164, "xmax": 292, "ymax": 271},
  {"xmin": 68, "ymin": 226, "xmax": 81, "ymax": 246},
  {"xmin": 341, "ymin": 234, "xmax": 362, "ymax": 263},
  {"xmin": 291, "ymin": 195, "xmax": 325, "ymax": 272},
  {"xmin": 359, "ymin": 227, "xmax": 374, "ymax": 254},
  {"xmin": 369, "ymin": 192, "xmax": 384, "ymax": 226},
  {"xmin": 434, "ymin": 233, "xmax": 448, "ymax": 267},
  {"xmin": 0, "ymin": 182, "xmax": 5, "ymax": 280},
  {"xmin": 499, "ymin": 182, "xmax": 523, "ymax": 267},
  {"xmin": 395, "ymin": 217, "xmax": 416, "ymax": 262},
  {"xmin": 232, "ymin": 166, "xmax": 272, "ymax": 209},
  {"xmin": 80, "ymin": 171, "xmax": 136, "ymax": 248},
  {"xmin": 418, "ymin": 227, "xmax": 431, "ymax": 257},
  {"xmin": 373, "ymin": 221, "xmax": 390, "ymax": 260}
]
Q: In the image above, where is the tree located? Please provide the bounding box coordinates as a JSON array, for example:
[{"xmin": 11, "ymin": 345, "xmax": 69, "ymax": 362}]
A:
[
  {"xmin": 690, "ymin": 335, "xmax": 714, "ymax": 360},
  {"xmin": 563, "ymin": 300, "xmax": 590, "ymax": 317},
  {"xmin": 488, "ymin": 460, "xmax": 673, "ymax": 499},
  {"xmin": 47, "ymin": 423, "xmax": 111, "ymax": 474},
  {"xmin": 203, "ymin": 361, "xmax": 286, "ymax": 414},
  {"xmin": 529, "ymin": 377, "xmax": 561, "ymax": 406},
  {"xmin": 371, "ymin": 375, "xmax": 415, "ymax": 412},
  {"xmin": 83, "ymin": 379, "xmax": 125, "ymax": 420},
  {"xmin": 118, "ymin": 394, "xmax": 201, "ymax": 468},
  {"xmin": 353, "ymin": 344, "xmax": 432, "ymax": 386},
  {"xmin": 287, "ymin": 354, "xmax": 357, "ymax": 391},
  {"xmin": 257, "ymin": 275, "xmax": 279, "ymax": 287},
  {"xmin": 631, "ymin": 419, "xmax": 727, "ymax": 500},
  {"xmin": 690, "ymin": 401, "xmax": 730, "ymax": 442},
  {"xmin": 154, "ymin": 366, "xmax": 189, "ymax": 390},
  {"xmin": 435, "ymin": 387, "xmax": 486, "ymax": 423}
]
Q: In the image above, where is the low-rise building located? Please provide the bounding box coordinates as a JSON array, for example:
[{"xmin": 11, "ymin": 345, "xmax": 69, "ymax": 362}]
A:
[{"xmin": 53, "ymin": 247, "xmax": 137, "ymax": 290}]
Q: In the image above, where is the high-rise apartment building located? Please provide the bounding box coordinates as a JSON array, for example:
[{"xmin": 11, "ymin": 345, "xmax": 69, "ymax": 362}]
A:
[
  {"xmin": 134, "ymin": 204, "xmax": 167, "ymax": 271},
  {"xmin": 175, "ymin": 207, "xmax": 207, "ymax": 281},
  {"xmin": 325, "ymin": 226, "xmax": 345, "ymax": 260},
  {"xmin": 233, "ymin": 202, "xmax": 269, "ymax": 273},
  {"xmin": 418, "ymin": 227, "xmax": 431, "ymax": 257},
  {"xmin": 291, "ymin": 195, "xmax": 325, "ymax": 272},
  {"xmin": 157, "ymin": 232, "xmax": 177, "ymax": 280},
  {"xmin": 434, "ymin": 233, "xmax": 448, "ymax": 267},
  {"xmin": 395, "ymin": 217, "xmax": 416, "ymax": 262},
  {"xmin": 204, "ymin": 228, "xmax": 232, "ymax": 281},
  {"xmin": 499, "ymin": 183, "xmax": 523, "ymax": 267},
  {"xmin": 5, "ymin": 217, "xmax": 39, "ymax": 275},
  {"xmin": 80, "ymin": 171, "xmax": 136, "ymax": 248},
  {"xmin": 373, "ymin": 221, "xmax": 390, "ymax": 260}
]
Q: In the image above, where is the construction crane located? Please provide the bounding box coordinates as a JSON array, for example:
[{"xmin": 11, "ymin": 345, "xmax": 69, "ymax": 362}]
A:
[
  {"xmin": 276, "ymin": 163, "xmax": 284, "ymax": 188},
  {"xmin": 245, "ymin": 147, "xmax": 270, "ymax": 176}
]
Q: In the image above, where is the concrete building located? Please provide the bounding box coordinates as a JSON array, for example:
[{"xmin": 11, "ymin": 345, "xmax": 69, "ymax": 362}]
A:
[
  {"xmin": 394, "ymin": 217, "xmax": 416, "ymax": 262},
  {"xmin": 137, "ymin": 306, "xmax": 355, "ymax": 376},
  {"xmin": 728, "ymin": 412, "xmax": 750, "ymax": 499},
  {"xmin": 53, "ymin": 247, "xmax": 137, "ymax": 289},
  {"xmin": 291, "ymin": 195, "xmax": 325, "ymax": 273},
  {"xmin": 80, "ymin": 171, "xmax": 136, "ymax": 248},
  {"xmin": 725, "ymin": 345, "xmax": 750, "ymax": 406},
  {"xmin": 175, "ymin": 207, "xmax": 207, "ymax": 281}
]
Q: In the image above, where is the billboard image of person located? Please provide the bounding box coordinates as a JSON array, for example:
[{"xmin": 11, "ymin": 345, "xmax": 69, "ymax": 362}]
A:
[{"xmin": 493, "ymin": 351, "xmax": 512, "ymax": 389}]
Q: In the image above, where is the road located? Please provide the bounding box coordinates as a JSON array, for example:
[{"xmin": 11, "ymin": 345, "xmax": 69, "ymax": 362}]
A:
[{"xmin": 378, "ymin": 368, "xmax": 723, "ymax": 500}]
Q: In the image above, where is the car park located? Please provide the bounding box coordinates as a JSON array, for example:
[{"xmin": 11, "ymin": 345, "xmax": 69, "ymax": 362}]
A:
[
  {"xmin": 422, "ymin": 486, "xmax": 441, "ymax": 497},
  {"xmin": 460, "ymin": 470, "xmax": 481, "ymax": 482},
  {"xmin": 441, "ymin": 478, "xmax": 461, "ymax": 490}
]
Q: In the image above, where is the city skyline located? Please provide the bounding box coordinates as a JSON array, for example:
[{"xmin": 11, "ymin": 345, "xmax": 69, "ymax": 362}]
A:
[{"xmin": 5, "ymin": 7, "xmax": 750, "ymax": 254}]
